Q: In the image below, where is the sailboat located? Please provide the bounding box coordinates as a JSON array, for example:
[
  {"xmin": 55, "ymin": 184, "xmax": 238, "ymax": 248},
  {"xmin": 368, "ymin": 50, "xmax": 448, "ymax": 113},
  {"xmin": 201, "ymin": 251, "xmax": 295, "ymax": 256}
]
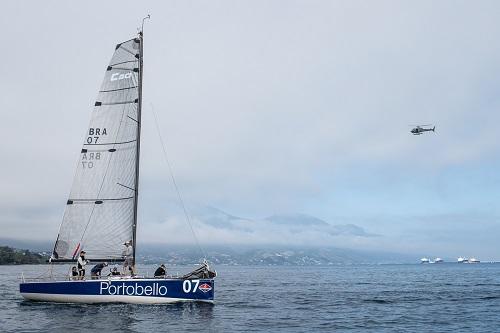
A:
[{"xmin": 20, "ymin": 22, "xmax": 216, "ymax": 304}]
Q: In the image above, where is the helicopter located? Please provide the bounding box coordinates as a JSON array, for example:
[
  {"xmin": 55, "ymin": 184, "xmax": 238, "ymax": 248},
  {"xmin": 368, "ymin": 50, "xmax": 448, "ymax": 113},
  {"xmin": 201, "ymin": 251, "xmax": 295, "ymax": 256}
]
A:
[{"xmin": 410, "ymin": 124, "xmax": 435, "ymax": 135}]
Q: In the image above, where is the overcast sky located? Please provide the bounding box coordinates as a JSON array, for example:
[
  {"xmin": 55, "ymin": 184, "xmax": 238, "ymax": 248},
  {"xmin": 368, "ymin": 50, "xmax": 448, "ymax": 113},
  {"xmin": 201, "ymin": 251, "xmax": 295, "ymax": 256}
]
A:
[{"xmin": 1, "ymin": 1, "xmax": 500, "ymax": 259}]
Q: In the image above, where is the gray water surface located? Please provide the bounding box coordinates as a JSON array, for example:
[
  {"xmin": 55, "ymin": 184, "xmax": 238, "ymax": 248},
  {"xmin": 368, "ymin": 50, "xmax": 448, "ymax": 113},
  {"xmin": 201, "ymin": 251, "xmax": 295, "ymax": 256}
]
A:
[{"xmin": 1, "ymin": 264, "xmax": 500, "ymax": 332}]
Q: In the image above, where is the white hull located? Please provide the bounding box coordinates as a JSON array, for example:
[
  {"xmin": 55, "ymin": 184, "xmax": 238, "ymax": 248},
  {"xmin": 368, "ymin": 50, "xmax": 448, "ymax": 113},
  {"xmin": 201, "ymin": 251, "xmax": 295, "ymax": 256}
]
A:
[{"xmin": 21, "ymin": 292, "xmax": 214, "ymax": 304}]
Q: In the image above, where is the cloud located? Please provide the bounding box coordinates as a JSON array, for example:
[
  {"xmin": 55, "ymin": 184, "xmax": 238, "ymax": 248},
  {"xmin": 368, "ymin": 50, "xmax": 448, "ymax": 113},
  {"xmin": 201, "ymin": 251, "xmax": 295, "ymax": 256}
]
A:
[
  {"xmin": 138, "ymin": 205, "xmax": 377, "ymax": 249},
  {"xmin": 1, "ymin": 1, "xmax": 500, "ymax": 257}
]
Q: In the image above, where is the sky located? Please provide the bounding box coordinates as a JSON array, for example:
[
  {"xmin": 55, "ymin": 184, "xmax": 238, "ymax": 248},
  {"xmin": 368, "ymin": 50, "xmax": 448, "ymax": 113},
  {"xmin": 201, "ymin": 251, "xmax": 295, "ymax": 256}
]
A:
[{"xmin": 1, "ymin": 1, "xmax": 500, "ymax": 259}]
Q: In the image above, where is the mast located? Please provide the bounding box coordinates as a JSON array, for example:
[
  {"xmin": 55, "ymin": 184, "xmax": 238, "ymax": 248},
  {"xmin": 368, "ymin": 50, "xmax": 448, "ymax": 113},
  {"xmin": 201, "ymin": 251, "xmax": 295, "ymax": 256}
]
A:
[{"xmin": 132, "ymin": 28, "xmax": 145, "ymax": 268}]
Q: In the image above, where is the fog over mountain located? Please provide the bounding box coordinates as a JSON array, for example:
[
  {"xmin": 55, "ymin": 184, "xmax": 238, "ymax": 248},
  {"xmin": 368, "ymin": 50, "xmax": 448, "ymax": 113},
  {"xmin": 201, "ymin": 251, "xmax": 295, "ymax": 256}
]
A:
[
  {"xmin": 138, "ymin": 204, "xmax": 378, "ymax": 248},
  {"xmin": 0, "ymin": 204, "xmax": 384, "ymax": 257},
  {"xmin": 0, "ymin": 204, "xmax": 412, "ymax": 264}
]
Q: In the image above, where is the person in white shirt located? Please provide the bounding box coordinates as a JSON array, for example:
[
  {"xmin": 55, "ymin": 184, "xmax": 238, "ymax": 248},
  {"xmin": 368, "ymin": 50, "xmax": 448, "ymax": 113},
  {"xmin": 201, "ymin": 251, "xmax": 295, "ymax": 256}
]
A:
[
  {"xmin": 77, "ymin": 250, "xmax": 89, "ymax": 280},
  {"xmin": 122, "ymin": 240, "xmax": 133, "ymax": 275}
]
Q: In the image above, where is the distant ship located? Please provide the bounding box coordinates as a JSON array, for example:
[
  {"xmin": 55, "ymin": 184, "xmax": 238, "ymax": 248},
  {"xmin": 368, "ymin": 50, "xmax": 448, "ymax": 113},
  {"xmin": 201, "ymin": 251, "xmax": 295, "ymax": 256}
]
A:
[
  {"xmin": 420, "ymin": 257, "xmax": 444, "ymax": 264},
  {"xmin": 457, "ymin": 257, "xmax": 468, "ymax": 263},
  {"xmin": 469, "ymin": 258, "xmax": 480, "ymax": 264}
]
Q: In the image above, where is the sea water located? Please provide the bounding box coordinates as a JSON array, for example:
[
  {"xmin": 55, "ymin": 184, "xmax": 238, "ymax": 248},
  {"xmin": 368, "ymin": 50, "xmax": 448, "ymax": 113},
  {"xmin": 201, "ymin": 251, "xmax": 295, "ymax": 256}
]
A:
[{"xmin": 1, "ymin": 264, "xmax": 500, "ymax": 332}]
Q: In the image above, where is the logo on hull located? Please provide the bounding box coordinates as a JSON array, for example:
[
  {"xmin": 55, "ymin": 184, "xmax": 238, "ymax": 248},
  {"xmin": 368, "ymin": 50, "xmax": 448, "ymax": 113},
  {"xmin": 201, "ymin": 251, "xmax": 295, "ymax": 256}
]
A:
[{"xmin": 198, "ymin": 283, "xmax": 212, "ymax": 293}]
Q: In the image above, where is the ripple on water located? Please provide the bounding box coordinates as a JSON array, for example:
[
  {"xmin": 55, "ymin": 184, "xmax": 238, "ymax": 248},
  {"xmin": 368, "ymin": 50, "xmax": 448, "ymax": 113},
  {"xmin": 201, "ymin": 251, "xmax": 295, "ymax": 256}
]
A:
[{"xmin": 2, "ymin": 264, "xmax": 500, "ymax": 332}]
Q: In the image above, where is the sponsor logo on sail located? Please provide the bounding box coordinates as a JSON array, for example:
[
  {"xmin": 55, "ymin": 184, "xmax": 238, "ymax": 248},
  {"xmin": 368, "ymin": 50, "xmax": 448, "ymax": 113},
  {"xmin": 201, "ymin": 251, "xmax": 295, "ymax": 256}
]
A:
[
  {"xmin": 198, "ymin": 283, "xmax": 212, "ymax": 293},
  {"xmin": 111, "ymin": 72, "xmax": 133, "ymax": 81},
  {"xmin": 100, "ymin": 282, "xmax": 167, "ymax": 296}
]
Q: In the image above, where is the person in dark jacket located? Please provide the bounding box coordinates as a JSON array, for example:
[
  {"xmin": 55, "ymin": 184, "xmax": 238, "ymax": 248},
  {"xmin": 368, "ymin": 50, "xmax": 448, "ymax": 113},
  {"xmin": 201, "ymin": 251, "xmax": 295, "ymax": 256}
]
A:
[
  {"xmin": 90, "ymin": 262, "xmax": 108, "ymax": 279},
  {"xmin": 154, "ymin": 264, "xmax": 166, "ymax": 278},
  {"xmin": 70, "ymin": 266, "xmax": 79, "ymax": 280}
]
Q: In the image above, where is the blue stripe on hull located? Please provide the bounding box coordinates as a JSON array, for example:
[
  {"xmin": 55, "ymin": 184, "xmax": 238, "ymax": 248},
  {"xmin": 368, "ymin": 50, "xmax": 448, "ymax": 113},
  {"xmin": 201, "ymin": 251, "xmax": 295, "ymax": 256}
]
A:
[{"xmin": 20, "ymin": 278, "xmax": 214, "ymax": 303}]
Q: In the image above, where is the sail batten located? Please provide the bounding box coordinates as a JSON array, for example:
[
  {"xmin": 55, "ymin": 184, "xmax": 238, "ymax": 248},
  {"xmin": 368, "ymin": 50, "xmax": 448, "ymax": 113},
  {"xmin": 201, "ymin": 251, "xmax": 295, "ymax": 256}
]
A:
[
  {"xmin": 83, "ymin": 139, "xmax": 137, "ymax": 146},
  {"xmin": 53, "ymin": 37, "xmax": 141, "ymax": 261},
  {"xmin": 95, "ymin": 99, "xmax": 138, "ymax": 106},
  {"xmin": 67, "ymin": 197, "xmax": 135, "ymax": 202},
  {"xmin": 100, "ymin": 86, "xmax": 138, "ymax": 93}
]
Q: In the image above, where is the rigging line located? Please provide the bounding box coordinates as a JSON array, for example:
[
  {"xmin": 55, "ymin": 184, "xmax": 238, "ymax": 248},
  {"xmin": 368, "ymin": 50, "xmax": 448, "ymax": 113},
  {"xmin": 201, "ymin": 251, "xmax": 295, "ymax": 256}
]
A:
[{"xmin": 149, "ymin": 102, "xmax": 207, "ymax": 260}]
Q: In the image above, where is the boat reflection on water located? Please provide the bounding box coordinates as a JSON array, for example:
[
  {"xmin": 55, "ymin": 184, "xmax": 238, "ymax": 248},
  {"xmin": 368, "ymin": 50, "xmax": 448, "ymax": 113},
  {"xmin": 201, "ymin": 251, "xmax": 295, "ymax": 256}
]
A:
[{"xmin": 20, "ymin": 299, "xmax": 214, "ymax": 331}]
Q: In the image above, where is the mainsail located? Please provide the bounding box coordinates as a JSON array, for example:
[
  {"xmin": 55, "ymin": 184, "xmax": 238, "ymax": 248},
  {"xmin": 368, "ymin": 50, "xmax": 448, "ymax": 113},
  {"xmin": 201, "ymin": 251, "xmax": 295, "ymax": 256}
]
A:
[{"xmin": 52, "ymin": 36, "xmax": 143, "ymax": 262}]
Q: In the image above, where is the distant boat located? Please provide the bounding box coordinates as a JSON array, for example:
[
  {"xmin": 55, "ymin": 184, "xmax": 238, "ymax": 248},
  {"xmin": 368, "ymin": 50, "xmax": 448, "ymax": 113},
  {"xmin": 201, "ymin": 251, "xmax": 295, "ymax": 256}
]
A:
[
  {"xmin": 458, "ymin": 257, "xmax": 468, "ymax": 263},
  {"xmin": 469, "ymin": 258, "xmax": 480, "ymax": 264},
  {"xmin": 421, "ymin": 258, "xmax": 430, "ymax": 264},
  {"xmin": 19, "ymin": 22, "xmax": 216, "ymax": 304},
  {"xmin": 434, "ymin": 258, "xmax": 443, "ymax": 263}
]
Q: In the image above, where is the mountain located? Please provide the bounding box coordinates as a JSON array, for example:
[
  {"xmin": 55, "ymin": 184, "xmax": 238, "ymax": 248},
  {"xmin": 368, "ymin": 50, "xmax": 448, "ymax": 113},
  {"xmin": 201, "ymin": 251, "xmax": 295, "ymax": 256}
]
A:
[
  {"xmin": 187, "ymin": 205, "xmax": 253, "ymax": 231},
  {"xmin": 265, "ymin": 213, "xmax": 330, "ymax": 226},
  {"xmin": 137, "ymin": 244, "xmax": 415, "ymax": 265},
  {"xmin": 265, "ymin": 213, "xmax": 376, "ymax": 237},
  {"xmin": 182, "ymin": 206, "xmax": 376, "ymax": 239}
]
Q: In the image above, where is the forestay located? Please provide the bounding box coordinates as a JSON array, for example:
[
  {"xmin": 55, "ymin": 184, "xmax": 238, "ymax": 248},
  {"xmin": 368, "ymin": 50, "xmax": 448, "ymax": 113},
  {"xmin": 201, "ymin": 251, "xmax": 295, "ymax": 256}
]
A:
[{"xmin": 52, "ymin": 38, "xmax": 141, "ymax": 261}]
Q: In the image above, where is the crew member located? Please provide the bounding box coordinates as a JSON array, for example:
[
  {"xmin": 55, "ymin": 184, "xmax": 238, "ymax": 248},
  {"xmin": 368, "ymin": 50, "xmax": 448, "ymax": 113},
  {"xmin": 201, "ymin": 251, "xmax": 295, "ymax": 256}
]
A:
[
  {"xmin": 154, "ymin": 264, "xmax": 166, "ymax": 278},
  {"xmin": 122, "ymin": 240, "xmax": 133, "ymax": 274},
  {"xmin": 70, "ymin": 266, "xmax": 79, "ymax": 280},
  {"xmin": 108, "ymin": 267, "xmax": 121, "ymax": 276},
  {"xmin": 77, "ymin": 250, "xmax": 88, "ymax": 280},
  {"xmin": 90, "ymin": 262, "xmax": 108, "ymax": 279}
]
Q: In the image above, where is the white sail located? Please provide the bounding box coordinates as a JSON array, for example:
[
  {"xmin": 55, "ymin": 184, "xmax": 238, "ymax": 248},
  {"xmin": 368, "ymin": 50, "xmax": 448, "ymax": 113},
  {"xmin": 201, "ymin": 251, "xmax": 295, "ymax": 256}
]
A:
[{"xmin": 53, "ymin": 38, "xmax": 142, "ymax": 261}]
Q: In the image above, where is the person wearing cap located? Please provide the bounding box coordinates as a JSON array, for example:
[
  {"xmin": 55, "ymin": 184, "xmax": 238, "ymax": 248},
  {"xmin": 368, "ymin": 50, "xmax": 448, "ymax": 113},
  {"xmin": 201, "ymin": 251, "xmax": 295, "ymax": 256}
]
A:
[
  {"xmin": 121, "ymin": 240, "xmax": 133, "ymax": 274},
  {"xmin": 154, "ymin": 264, "xmax": 167, "ymax": 278},
  {"xmin": 90, "ymin": 262, "xmax": 108, "ymax": 279},
  {"xmin": 77, "ymin": 250, "xmax": 89, "ymax": 280}
]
